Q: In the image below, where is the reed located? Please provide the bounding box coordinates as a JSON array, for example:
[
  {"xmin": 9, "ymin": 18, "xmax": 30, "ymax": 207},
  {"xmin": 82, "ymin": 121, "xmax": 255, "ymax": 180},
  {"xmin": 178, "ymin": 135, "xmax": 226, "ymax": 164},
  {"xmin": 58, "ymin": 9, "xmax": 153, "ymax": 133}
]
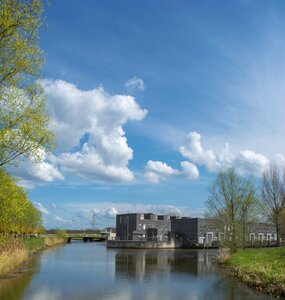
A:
[
  {"xmin": 44, "ymin": 236, "xmax": 66, "ymax": 247},
  {"xmin": 0, "ymin": 235, "xmax": 66, "ymax": 276},
  {"xmin": 215, "ymin": 248, "xmax": 231, "ymax": 264},
  {"xmin": 0, "ymin": 239, "xmax": 28, "ymax": 275}
]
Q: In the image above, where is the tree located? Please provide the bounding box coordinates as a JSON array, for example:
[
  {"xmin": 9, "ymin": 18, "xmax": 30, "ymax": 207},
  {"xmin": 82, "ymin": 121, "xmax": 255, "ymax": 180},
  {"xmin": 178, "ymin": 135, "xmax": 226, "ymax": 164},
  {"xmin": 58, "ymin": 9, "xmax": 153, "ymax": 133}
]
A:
[
  {"xmin": 0, "ymin": 169, "xmax": 43, "ymax": 234},
  {"xmin": 261, "ymin": 165, "xmax": 285, "ymax": 246},
  {"xmin": 280, "ymin": 208, "xmax": 285, "ymax": 242},
  {"xmin": 0, "ymin": 0, "xmax": 44, "ymax": 87},
  {"xmin": 206, "ymin": 168, "xmax": 258, "ymax": 252},
  {"xmin": 0, "ymin": 0, "xmax": 54, "ymax": 167}
]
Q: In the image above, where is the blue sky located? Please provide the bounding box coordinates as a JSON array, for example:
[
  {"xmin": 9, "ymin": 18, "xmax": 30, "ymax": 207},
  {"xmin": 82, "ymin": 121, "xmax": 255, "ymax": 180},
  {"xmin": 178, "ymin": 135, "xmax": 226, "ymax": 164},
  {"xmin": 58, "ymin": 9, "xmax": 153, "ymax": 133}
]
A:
[{"xmin": 12, "ymin": 0, "xmax": 285, "ymax": 228}]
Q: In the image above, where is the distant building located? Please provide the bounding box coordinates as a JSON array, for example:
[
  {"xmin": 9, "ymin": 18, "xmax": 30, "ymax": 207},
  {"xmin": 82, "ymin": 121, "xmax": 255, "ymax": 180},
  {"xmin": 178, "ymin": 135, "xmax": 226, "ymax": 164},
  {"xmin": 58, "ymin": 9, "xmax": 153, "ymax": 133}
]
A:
[
  {"xmin": 101, "ymin": 227, "xmax": 116, "ymax": 240},
  {"xmin": 116, "ymin": 213, "xmax": 171, "ymax": 241},
  {"xmin": 115, "ymin": 213, "xmax": 278, "ymax": 248},
  {"xmin": 171, "ymin": 218, "xmax": 219, "ymax": 247},
  {"xmin": 171, "ymin": 218, "xmax": 277, "ymax": 247},
  {"xmin": 246, "ymin": 222, "xmax": 277, "ymax": 246}
]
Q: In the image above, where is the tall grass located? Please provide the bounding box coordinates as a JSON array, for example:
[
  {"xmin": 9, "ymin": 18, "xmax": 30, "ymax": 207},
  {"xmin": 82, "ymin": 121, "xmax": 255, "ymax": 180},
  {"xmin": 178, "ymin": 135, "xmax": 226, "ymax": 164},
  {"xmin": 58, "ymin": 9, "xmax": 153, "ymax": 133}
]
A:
[
  {"xmin": 0, "ymin": 238, "xmax": 28, "ymax": 275},
  {"xmin": 216, "ymin": 248, "xmax": 231, "ymax": 264},
  {"xmin": 0, "ymin": 235, "xmax": 66, "ymax": 276},
  {"xmin": 44, "ymin": 236, "xmax": 66, "ymax": 247}
]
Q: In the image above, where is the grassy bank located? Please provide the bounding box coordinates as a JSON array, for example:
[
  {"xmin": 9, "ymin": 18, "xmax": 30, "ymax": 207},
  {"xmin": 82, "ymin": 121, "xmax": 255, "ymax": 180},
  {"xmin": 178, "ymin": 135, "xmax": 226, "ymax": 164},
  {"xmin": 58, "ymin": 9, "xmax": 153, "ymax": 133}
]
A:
[
  {"xmin": 0, "ymin": 236, "xmax": 66, "ymax": 276},
  {"xmin": 0, "ymin": 239, "xmax": 28, "ymax": 275},
  {"xmin": 224, "ymin": 247, "xmax": 285, "ymax": 298}
]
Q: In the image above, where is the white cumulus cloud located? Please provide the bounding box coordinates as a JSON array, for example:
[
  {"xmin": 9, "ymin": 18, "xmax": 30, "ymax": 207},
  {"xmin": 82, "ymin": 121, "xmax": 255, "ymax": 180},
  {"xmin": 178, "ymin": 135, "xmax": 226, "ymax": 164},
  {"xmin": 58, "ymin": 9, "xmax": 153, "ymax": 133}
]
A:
[
  {"xmin": 180, "ymin": 132, "xmax": 221, "ymax": 172},
  {"xmin": 146, "ymin": 160, "xmax": 178, "ymax": 175},
  {"xmin": 180, "ymin": 131, "xmax": 270, "ymax": 176},
  {"xmin": 234, "ymin": 150, "xmax": 269, "ymax": 176},
  {"xmin": 144, "ymin": 160, "xmax": 178, "ymax": 183},
  {"xmin": 180, "ymin": 161, "xmax": 199, "ymax": 180},
  {"xmin": 144, "ymin": 160, "xmax": 199, "ymax": 183},
  {"xmin": 93, "ymin": 207, "xmax": 118, "ymax": 218},
  {"xmin": 39, "ymin": 79, "xmax": 148, "ymax": 183},
  {"xmin": 9, "ymin": 150, "xmax": 64, "ymax": 189}
]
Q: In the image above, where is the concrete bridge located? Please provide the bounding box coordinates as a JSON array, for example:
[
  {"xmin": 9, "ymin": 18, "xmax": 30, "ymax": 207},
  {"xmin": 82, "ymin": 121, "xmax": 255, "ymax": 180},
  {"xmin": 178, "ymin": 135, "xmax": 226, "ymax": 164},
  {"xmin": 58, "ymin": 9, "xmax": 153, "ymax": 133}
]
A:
[{"xmin": 67, "ymin": 235, "xmax": 106, "ymax": 243}]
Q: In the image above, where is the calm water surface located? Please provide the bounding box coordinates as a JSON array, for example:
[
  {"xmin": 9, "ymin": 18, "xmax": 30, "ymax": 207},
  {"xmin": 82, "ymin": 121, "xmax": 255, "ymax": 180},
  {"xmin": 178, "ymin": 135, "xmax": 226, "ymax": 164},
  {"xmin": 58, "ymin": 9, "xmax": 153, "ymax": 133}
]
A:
[{"xmin": 0, "ymin": 242, "xmax": 275, "ymax": 300}]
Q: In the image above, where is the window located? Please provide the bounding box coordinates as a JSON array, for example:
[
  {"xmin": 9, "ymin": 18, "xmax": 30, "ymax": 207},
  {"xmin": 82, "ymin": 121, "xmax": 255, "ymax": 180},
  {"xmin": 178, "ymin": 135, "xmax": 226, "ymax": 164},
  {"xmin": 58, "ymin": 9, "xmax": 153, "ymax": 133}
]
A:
[
  {"xmin": 199, "ymin": 237, "xmax": 205, "ymax": 244},
  {"xmin": 250, "ymin": 233, "xmax": 255, "ymax": 242},
  {"xmin": 140, "ymin": 214, "xmax": 144, "ymax": 220},
  {"xmin": 138, "ymin": 224, "xmax": 141, "ymax": 230},
  {"xmin": 143, "ymin": 224, "xmax": 146, "ymax": 230},
  {"xmin": 206, "ymin": 232, "xmax": 214, "ymax": 244}
]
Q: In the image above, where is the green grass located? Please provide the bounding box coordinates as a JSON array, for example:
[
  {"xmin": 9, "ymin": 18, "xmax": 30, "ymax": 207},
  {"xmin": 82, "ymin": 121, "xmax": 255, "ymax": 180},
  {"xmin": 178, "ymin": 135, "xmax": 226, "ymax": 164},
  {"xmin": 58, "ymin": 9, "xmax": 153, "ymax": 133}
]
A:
[
  {"xmin": 226, "ymin": 247, "xmax": 285, "ymax": 297},
  {"xmin": 228, "ymin": 248, "xmax": 285, "ymax": 278},
  {"xmin": 23, "ymin": 238, "xmax": 45, "ymax": 253}
]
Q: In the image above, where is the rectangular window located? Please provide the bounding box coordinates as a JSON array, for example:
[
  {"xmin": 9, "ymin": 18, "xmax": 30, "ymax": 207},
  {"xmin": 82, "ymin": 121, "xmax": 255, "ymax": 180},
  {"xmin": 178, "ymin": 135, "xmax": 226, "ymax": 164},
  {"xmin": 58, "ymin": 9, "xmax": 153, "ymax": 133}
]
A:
[
  {"xmin": 218, "ymin": 233, "xmax": 224, "ymax": 241},
  {"xmin": 206, "ymin": 232, "xmax": 214, "ymax": 244},
  {"xmin": 199, "ymin": 237, "xmax": 205, "ymax": 244}
]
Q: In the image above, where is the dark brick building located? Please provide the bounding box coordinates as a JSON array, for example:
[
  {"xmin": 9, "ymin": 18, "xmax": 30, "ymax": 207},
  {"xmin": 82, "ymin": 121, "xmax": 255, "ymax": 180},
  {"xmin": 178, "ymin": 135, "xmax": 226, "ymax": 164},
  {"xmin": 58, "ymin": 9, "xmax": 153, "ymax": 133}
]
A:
[
  {"xmin": 171, "ymin": 218, "xmax": 277, "ymax": 247},
  {"xmin": 116, "ymin": 213, "xmax": 278, "ymax": 247},
  {"xmin": 116, "ymin": 213, "xmax": 171, "ymax": 241},
  {"xmin": 171, "ymin": 218, "xmax": 219, "ymax": 247}
]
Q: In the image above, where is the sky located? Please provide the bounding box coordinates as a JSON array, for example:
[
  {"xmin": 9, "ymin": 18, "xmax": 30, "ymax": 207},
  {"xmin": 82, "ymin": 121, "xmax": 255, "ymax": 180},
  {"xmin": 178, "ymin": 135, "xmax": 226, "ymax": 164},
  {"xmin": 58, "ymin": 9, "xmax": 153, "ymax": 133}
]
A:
[{"xmin": 11, "ymin": 0, "xmax": 285, "ymax": 229}]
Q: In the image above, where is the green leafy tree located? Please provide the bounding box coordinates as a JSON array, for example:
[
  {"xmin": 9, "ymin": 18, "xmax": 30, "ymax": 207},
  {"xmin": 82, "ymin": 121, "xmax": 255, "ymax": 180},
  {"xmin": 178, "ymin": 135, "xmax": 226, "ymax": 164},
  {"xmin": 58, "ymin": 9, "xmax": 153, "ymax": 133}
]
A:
[
  {"xmin": 206, "ymin": 168, "xmax": 258, "ymax": 252},
  {"xmin": 0, "ymin": 0, "xmax": 54, "ymax": 167},
  {"xmin": 0, "ymin": 169, "xmax": 43, "ymax": 234},
  {"xmin": 261, "ymin": 165, "xmax": 285, "ymax": 247}
]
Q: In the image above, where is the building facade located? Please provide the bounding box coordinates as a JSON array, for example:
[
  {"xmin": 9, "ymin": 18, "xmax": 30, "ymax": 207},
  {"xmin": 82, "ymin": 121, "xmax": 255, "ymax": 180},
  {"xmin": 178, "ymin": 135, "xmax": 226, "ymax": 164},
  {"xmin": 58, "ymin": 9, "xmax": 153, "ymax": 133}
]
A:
[
  {"xmin": 246, "ymin": 222, "xmax": 277, "ymax": 246},
  {"xmin": 116, "ymin": 213, "xmax": 278, "ymax": 247},
  {"xmin": 116, "ymin": 213, "xmax": 171, "ymax": 242},
  {"xmin": 171, "ymin": 218, "xmax": 277, "ymax": 247},
  {"xmin": 171, "ymin": 218, "xmax": 220, "ymax": 247}
]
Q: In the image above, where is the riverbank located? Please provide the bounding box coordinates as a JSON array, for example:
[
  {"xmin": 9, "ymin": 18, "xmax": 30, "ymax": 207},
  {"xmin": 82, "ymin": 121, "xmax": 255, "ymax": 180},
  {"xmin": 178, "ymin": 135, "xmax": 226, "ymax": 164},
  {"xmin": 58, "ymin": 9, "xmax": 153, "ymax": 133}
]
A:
[
  {"xmin": 0, "ymin": 236, "xmax": 66, "ymax": 276},
  {"xmin": 223, "ymin": 247, "xmax": 285, "ymax": 299}
]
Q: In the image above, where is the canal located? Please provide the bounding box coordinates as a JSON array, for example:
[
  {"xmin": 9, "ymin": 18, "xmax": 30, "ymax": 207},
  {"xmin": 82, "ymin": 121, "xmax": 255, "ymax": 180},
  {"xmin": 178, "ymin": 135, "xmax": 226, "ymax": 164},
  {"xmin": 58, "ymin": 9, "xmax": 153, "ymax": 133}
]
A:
[{"xmin": 0, "ymin": 242, "xmax": 275, "ymax": 300}]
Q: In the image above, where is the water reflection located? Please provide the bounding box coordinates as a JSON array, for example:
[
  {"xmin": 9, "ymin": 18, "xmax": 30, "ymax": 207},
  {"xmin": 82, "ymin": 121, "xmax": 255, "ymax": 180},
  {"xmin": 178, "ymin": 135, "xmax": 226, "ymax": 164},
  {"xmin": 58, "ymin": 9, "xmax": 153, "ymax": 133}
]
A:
[
  {"xmin": 115, "ymin": 249, "xmax": 216, "ymax": 281},
  {"xmin": 0, "ymin": 253, "xmax": 40, "ymax": 300},
  {"xmin": 0, "ymin": 244, "xmax": 276, "ymax": 300},
  {"xmin": 115, "ymin": 249, "xmax": 274, "ymax": 300}
]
